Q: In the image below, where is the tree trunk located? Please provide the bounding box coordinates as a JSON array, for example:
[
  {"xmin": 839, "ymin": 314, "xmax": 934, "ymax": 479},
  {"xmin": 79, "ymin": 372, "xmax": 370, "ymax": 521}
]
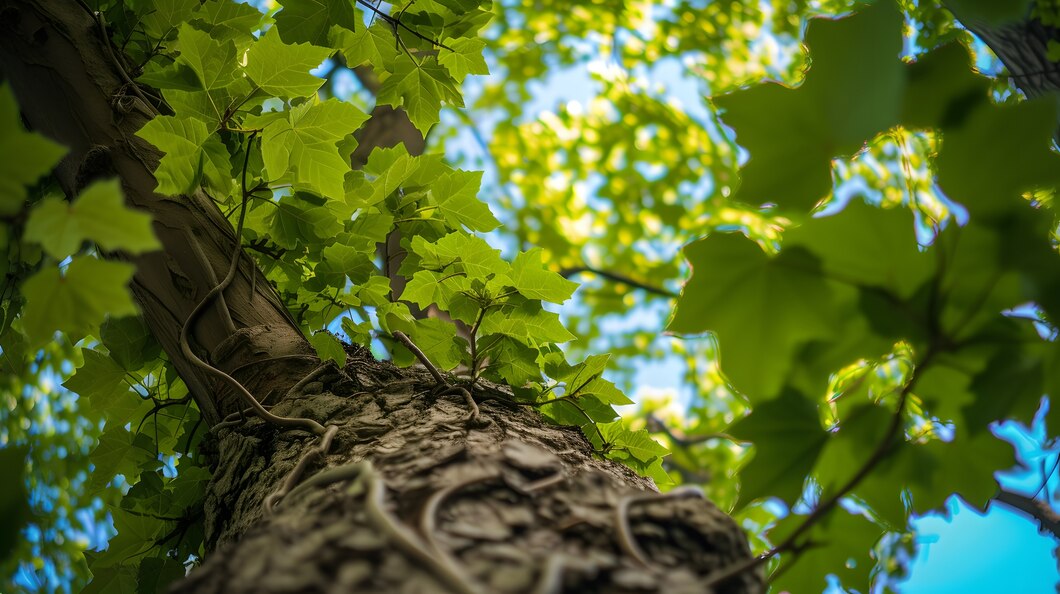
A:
[
  {"xmin": 0, "ymin": 0, "xmax": 318, "ymax": 426},
  {"xmin": 178, "ymin": 349, "xmax": 760, "ymax": 594},
  {"xmin": 0, "ymin": 2, "xmax": 761, "ymax": 593}
]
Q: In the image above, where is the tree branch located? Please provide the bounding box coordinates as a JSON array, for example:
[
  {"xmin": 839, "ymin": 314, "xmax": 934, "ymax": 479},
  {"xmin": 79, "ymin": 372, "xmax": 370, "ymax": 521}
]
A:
[
  {"xmin": 560, "ymin": 266, "xmax": 677, "ymax": 298},
  {"xmin": 994, "ymin": 489, "xmax": 1060, "ymax": 539}
]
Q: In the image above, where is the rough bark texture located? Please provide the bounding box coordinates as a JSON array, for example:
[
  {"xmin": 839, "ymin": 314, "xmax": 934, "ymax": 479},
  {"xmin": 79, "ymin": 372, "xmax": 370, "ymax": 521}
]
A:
[
  {"xmin": 0, "ymin": 0, "xmax": 317, "ymax": 425},
  {"xmin": 1, "ymin": 2, "xmax": 762, "ymax": 593},
  {"xmin": 177, "ymin": 347, "xmax": 761, "ymax": 594}
]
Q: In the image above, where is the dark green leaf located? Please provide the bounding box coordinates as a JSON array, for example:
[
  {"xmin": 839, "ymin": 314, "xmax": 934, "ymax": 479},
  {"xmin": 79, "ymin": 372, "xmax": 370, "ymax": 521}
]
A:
[
  {"xmin": 669, "ymin": 233, "xmax": 838, "ymax": 399},
  {"xmin": 715, "ymin": 2, "xmax": 904, "ymax": 211},
  {"xmin": 276, "ymin": 0, "xmax": 360, "ymax": 46},
  {"xmin": 0, "ymin": 446, "xmax": 29, "ymax": 562},
  {"xmin": 21, "ymin": 257, "xmax": 139, "ymax": 347},
  {"xmin": 729, "ymin": 389, "xmax": 828, "ymax": 507}
]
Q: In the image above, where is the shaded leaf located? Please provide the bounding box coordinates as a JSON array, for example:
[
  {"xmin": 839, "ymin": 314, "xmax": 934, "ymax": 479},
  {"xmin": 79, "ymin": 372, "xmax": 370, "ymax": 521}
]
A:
[
  {"xmin": 24, "ymin": 180, "xmax": 161, "ymax": 259},
  {"xmin": 669, "ymin": 233, "xmax": 838, "ymax": 399},
  {"xmin": 21, "ymin": 258, "xmax": 138, "ymax": 347},
  {"xmin": 729, "ymin": 389, "xmax": 828, "ymax": 507}
]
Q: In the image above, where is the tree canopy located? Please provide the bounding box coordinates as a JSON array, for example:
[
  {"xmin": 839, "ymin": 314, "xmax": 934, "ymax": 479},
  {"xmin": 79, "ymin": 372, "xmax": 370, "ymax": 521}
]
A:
[{"xmin": 1, "ymin": 0, "xmax": 1059, "ymax": 592}]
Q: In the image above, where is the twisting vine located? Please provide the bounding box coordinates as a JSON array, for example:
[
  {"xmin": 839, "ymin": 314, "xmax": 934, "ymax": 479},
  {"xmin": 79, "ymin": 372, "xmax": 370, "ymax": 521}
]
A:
[
  {"xmin": 178, "ymin": 132, "xmax": 326, "ymax": 436},
  {"xmin": 393, "ymin": 330, "xmax": 484, "ymax": 426}
]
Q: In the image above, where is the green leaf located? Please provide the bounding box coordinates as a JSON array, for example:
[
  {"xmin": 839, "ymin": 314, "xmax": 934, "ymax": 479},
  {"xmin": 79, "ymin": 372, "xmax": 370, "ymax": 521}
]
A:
[
  {"xmin": 715, "ymin": 2, "xmax": 904, "ymax": 211},
  {"xmin": 785, "ymin": 200, "xmax": 932, "ymax": 298},
  {"xmin": 411, "ymin": 232, "xmax": 508, "ymax": 279},
  {"xmin": 510, "ymin": 248, "xmax": 578, "ymax": 303},
  {"xmin": 329, "ymin": 22, "xmax": 400, "ymax": 70},
  {"xmin": 914, "ymin": 350, "xmax": 987, "ymax": 423},
  {"xmin": 0, "ymin": 446, "xmax": 29, "ymax": 562},
  {"xmin": 729, "ymin": 389, "xmax": 829, "ymax": 507},
  {"xmin": 669, "ymin": 233, "xmax": 838, "ymax": 400},
  {"xmin": 137, "ymin": 116, "xmax": 232, "ymax": 196},
  {"xmin": 377, "ymin": 301, "xmax": 416, "ymax": 338},
  {"xmin": 600, "ymin": 422, "xmax": 669, "ymax": 463},
  {"xmin": 550, "ymin": 354, "xmax": 632, "ymax": 405},
  {"xmin": 136, "ymin": 557, "xmax": 188, "ymax": 594},
  {"xmin": 101, "ymin": 316, "xmax": 161, "ymax": 371},
  {"xmin": 63, "ymin": 349, "xmax": 132, "ymax": 415},
  {"xmin": 174, "ymin": 23, "xmax": 239, "ymax": 90},
  {"xmin": 0, "ymin": 83, "xmax": 66, "ymax": 215},
  {"xmin": 260, "ymin": 99, "xmax": 369, "ymax": 198},
  {"xmin": 94, "ymin": 506, "xmax": 169, "ymax": 567},
  {"xmin": 355, "ymin": 275, "xmax": 392, "ymax": 307},
  {"xmin": 141, "ymin": 0, "xmax": 200, "ymax": 39},
  {"xmin": 481, "ymin": 335, "xmax": 541, "ymax": 386},
  {"xmin": 906, "ymin": 428, "xmax": 1015, "ymax": 513},
  {"xmin": 815, "ymin": 404, "xmax": 906, "ymax": 527},
  {"xmin": 479, "ymin": 300, "xmax": 575, "ymax": 346},
  {"xmin": 377, "ymin": 57, "xmax": 462, "ymax": 134},
  {"xmin": 438, "ymin": 37, "xmax": 489, "ymax": 81},
  {"xmin": 403, "ymin": 269, "xmax": 470, "ymax": 310},
  {"xmin": 1049, "ymin": 40, "xmax": 1060, "ymax": 63},
  {"xmin": 963, "ymin": 344, "xmax": 1048, "ymax": 432},
  {"xmin": 309, "ymin": 331, "xmax": 347, "ymax": 367},
  {"xmin": 341, "ymin": 317, "xmax": 373, "ymax": 347},
  {"xmin": 276, "ymin": 0, "xmax": 360, "ymax": 46},
  {"xmin": 769, "ymin": 510, "xmax": 883, "ymax": 594},
  {"xmin": 408, "ymin": 317, "xmax": 464, "ymax": 371},
  {"xmin": 314, "ymin": 242, "xmax": 376, "ymax": 287},
  {"xmin": 433, "ymin": 170, "xmax": 500, "ymax": 231},
  {"xmin": 24, "ymin": 179, "xmax": 161, "ymax": 259},
  {"xmin": 266, "ymin": 196, "xmax": 344, "ymax": 249},
  {"xmin": 363, "ymin": 145, "xmax": 420, "ymax": 205},
  {"xmin": 244, "ymin": 28, "xmax": 332, "ymax": 99},
  {"xmin": 88, "ymin": 427, "xmax": 156, "ymax": 491},
  {"xmin": 935, "ymin": 99, "xmax": 1060, "ymax": 218},
  {"xmin": 900, "ymin": 42, "xmax": 989, "ymax": 130},
  {"xmin": 81, "ymin": 562, "xmax": 138, "ymax": 594},
  {"xmin": 21, "ymin": 257, "xmax": 139, "ymax": 347},
  {"xmin": 191, "ymin": 0, "xmax": 263, "ymax": 42}
]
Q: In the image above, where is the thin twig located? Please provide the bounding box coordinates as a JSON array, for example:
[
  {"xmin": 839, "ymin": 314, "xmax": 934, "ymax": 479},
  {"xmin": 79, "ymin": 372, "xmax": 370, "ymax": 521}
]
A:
[
  {"xmin": 353, "ymin": 0, "xmax": 455, "ymax": 52},
  {"xmin": 560, "ymin": 266, "xmax": 676, "ymax": 298},
  {"xmin": 393, "ymin": 330, "xmax": 446, "ymax": 384},
  {"xmin": 645, "ymin": 414, "xmax": 737, "ymax": 447},
  {"xmin": 701, "ymin": 349, "xmax": 937, "ymax": 589},
  {"xmin": 994, "ymin": 489, "xmax": 1060, "ymax": 539}
]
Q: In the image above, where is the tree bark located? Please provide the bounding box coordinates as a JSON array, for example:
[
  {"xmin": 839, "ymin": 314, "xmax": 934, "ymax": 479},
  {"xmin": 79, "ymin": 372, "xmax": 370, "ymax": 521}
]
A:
[
  {"xmin": 178, "ymin": 349, "xmax": 761, "ymax": 594},
  {"xmin": 0, "ymin": 2, "xmax": 761, "ymax": 593}
]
